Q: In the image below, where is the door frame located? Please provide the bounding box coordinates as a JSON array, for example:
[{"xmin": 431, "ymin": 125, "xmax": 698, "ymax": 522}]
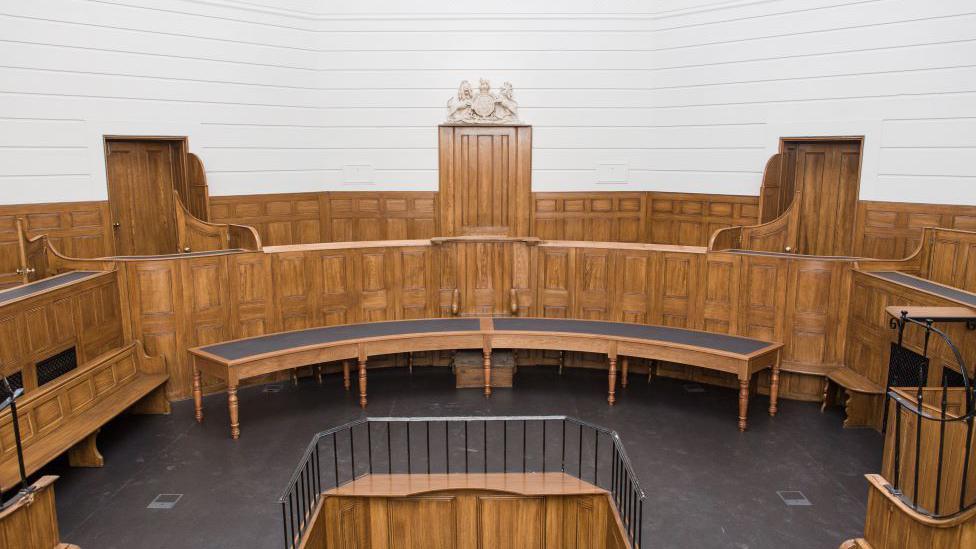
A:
[
  {"xmin": 102, "ymin": 136, "xmax": 189, "ymax": 255},
  {"xmin": 778, "ymin": 135, "xmax": 865, "ymax": 255}
]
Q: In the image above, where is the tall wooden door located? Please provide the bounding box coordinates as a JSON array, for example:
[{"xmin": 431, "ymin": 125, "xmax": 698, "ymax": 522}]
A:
[
  {"xmin": 105, "ymin": 139, "xmax": 183, "ymax": 255},
  {"xmin": 438, "ymin": 125, "xmax": 531, "ymax": 236},
  {"xmin": 782, "ymin": 139, "xmax": 862, "ymax": 256}
]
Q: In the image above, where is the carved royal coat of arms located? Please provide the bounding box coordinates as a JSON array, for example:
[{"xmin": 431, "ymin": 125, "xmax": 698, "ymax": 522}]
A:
[{"xmin": 445, "ymin": 78, "xmax": 521, "ymax": 125}]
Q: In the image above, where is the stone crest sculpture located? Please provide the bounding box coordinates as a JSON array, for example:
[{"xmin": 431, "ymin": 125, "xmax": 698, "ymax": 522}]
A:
[{"xmin": 445, "ymin": 78, "xmax": 521, "ymax": 124}]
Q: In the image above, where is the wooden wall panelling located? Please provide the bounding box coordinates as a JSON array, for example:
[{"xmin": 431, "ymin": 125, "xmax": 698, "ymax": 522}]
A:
[
  {"xmin": 651, "ymin": 250, "xmax": 703, "ymax": 329},
  {"xmin": 272, "ymin": 250, "xmax": 317, "ymax": 332},
  {"xmin": 535, "ymin": 246, "xmax": 574, "ymax": 319},
  {"xmin": 391, "ymin": 246, "xmax": 436, "ymax": 320},
  {"xmin": 313, "ymin": 249, "xmax": 358, "ymax": 326},
  {"xmin": 574, "ymin": 247, "xmax": 613, "ymax": 320},
  {"xmin": 227, "ymin": 252, "xmax": 276, "ymax": 339},
  {"xmin": 324, "ymin": 192, "xmax": 438, "ymax": 242},
  {"xmin": 433, "ymin": 242, "xmax": 460, "ymax": 318},
  {"xmin": 922, "ymin": 228, "xmax": 976, "ymax": 293},
  {"xmin": 210, "ymin": 192, "xmax": 324, "ymax": 246},
  {"xmin": 458, "ymin": 241, "xmax": 513, "ymax": 316},
  {"xmin": 0, "ymin": 272, "xmax": 124, "ymax": 394},
  {"xmin": 126, "ymin": 259, "xmax": 189, "ymax": 399},
  {"xmin": 530, "ymin": 193, "xmax": 645, "ymax": 242},
  {"xmin": 0, "ymin": 202, "xmax": 113, "ymax": 287},
  {"xmin": 853, "ymin": 200, "xmax": 976, "ymax": 260},
  {"xmin": 646, "ymin": 192, "xmax": 759, "ymax": 247},
  {"xmin": 611, "ymin": 249, "xmax": 652, "ymax": 324}
]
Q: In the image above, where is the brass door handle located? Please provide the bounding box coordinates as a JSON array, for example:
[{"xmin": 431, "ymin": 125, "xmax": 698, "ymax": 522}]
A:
[
  {"xmin": 112, "ymin": 222, "xmax": 121, "ymax": 229},
  {"xmin": 451, "ymin": 288, "xmax": 460, "ymax": 315},
  {"xmin": 784, "ymin": 246, "xmax": 793, "ymax": 253},
  {"xmin": 183, "ymin": 247, "xmax": 192, "ymax": 253},
  {"xmin": 15, "ymin": 267, "xmax": 35, "ymax": 275},
  {"xmin": 510, "ymin": 289, "xmax": 518, "ymax": 315}
]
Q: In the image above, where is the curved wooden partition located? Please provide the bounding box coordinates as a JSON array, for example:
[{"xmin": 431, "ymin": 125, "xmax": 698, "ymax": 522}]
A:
[
  {"xmin": 174, "ymin": 191, "xmax": 262, "ymax": 253},
  {"xmin": 20, "ymin": 235, "xmax": 881, "ymax": 406},
  {"xmin": 709, "ymin": 190, "xmax": 800, "ymax": 253},
  {"xmin": 841, "ymin": 474, "xmax": 976, "ymax": 549}
]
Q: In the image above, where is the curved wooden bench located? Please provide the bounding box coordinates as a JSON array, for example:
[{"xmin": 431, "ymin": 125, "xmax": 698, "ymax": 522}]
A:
[{"xmin": 189, "ymin": 318, "xmax": 782, "ymax": 438}]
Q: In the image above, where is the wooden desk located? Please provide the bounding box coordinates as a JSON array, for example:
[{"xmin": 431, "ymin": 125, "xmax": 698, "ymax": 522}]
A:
[{"xmin": 189, "ymin": 318, "xmax": 782, "ymax": 438}]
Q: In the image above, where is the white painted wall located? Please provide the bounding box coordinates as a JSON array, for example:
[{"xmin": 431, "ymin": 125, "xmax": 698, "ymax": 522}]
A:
[{"xmin": 1, "ymin": 0, "xmax": 975, "ymax": 204}]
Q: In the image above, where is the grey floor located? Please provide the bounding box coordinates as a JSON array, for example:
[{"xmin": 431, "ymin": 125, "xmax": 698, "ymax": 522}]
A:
[{"xmin": 39, "ymin": 367, "xmax": 881, "ymax": 549}]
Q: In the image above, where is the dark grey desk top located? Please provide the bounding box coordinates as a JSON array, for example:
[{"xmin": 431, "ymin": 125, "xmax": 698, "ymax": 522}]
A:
[
  {"xmin": 871, "ymin": 271, "xmax": 976, "ymax": 308},
  {"xmin": 493, "ymin": 318, "xmax": 770, "ymax": 355},
  {"xmin": 0, "ymin": 271, "xmax": 102, "ymax": 306},
  {"xmin": 200, "ymin": 318, "xmax": 482, "ymax": 361},
  {"xmin": 199, "ymin": 317, "xmax": 774, "ymax": 362}
]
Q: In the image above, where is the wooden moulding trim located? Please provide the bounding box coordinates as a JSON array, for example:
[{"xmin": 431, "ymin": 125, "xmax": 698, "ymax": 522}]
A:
[
  {"xmin": 858, "ymin": 270, "xmax": 976, "ymax": 308},
  {"xmin": 263, "ymin": 239, "xmax": 433, "ymax": 253},
  {"xmin": 539, "ymin": 239, "xmax": 705, "ymax": 253},
  {"xmin": 865, "ymin": 473, "xmax": 976, "ymax": 527},
  {"xmin": 0, "ymin": 270, "xmax": 110, "ymax": 308},
  {"xmin": 187, "ymin": 317, "xmax": 783, "ymax": 370},
  {"xmin": 322, "ymin": 472, "xmax": 607, "ymax": 498}
]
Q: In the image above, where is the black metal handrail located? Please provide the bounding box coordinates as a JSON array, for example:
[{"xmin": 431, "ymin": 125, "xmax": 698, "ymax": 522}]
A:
[
  {"xmin": 278, "ymin": 415, "xmax": 646, "ymax": 548},
  {"xmin": 885, "ymin": 313, "xmax": 976, "ymax": 519}
]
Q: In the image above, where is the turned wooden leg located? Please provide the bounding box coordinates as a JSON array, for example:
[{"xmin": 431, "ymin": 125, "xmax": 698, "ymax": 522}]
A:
[
  {"xmin": 558, "ymin": 351, "xmax": 564, "ymax": 375},
  {"xmin": 315, "ymin": 364, "xmax": 323, "ymax": 384},
  {"xmin": 608, "ymin": 356, "xmax": 618, "ymax": 406},
  {"xmin": 513, "ymin": 348, "xmax": 519, "ymax": 374},
  {"xmin": 408, "ymin": 352, "xmax": 413, "ymax": 374},
  {"xmin": 738, "ymin": 379, "xmax": 749, "ymax": 432},
  {"xmin": 290, "ymin": 369, "xmax": 298, "ymax": 385},
  {"xmin": 647, "ymin": 359, "xmax": 658, "ymax": 384},
  {"xmin": 193, "ymin": 368, "xmax": 204, "ymax": 424},
  {"xmin": 483, "ymin": 349, "xmax": 492, "ymax": 397},
  {"xmin": 451, "ymin": 350, "xmax": 457, "ymax": 374},
  {"xmin": 228, "ymin": 385, "xmax": 240, "ymax": 440},
  {"xmin": 343, "ymin": 360, "xmax": 351, "ymax": 391},
  {"xmin": 68, "ymin": 430, "xmax": 104, "ymax": 468},
  {"xmin": 358, "ymin": 358, "xmax": 368, "ymax": 409},
  {"xmin": 820, "ymin": 377, "xmax": 831, "ymax": 413},
  {"xmin": 769, "ymin": 356, "xmax": 781, "ymax": 417},
  {"xmin": 621, "ymin": 357, "xmax": 629, "ymax": 388}
]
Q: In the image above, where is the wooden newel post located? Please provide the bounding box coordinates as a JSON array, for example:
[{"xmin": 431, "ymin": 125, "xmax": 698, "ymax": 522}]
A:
[
  {"xmin": 608, "ymin": 356, "xmax": 617, "ymax": 406},
  {"xmin": 358, "ymin": 358, "xmax": 368, "ymax": 409},
  {"xmin": 483, "ymin": 348, "xmax": 492, "ymax": 397}
]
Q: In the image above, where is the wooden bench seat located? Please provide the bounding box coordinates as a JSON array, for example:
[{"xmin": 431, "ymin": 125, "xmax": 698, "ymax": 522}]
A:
[
  {"xmin": 189, "ymin": 317, "xmax": 782, "ymax": 438},
  {"xmin": 0, "ymin": 341, "xmax": 169, "ymax": 488},
  {"xmin": 821, "ymin": 366, "xmax": 885, "ymax": 429}
]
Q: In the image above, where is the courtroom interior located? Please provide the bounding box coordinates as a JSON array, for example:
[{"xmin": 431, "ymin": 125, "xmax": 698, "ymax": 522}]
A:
[{"xmin": 0, "ymin": 1, "xmax": 974, "ymax": 548}]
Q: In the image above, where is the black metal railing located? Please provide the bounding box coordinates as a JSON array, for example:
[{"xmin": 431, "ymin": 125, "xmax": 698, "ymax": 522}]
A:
[
  {"xmin": 884, "ymin": 312, "xmax": 976, "ymax": 518},
  {"xmin": 278, "ymin": 415, "xmax": 646, "ymax": 548}
]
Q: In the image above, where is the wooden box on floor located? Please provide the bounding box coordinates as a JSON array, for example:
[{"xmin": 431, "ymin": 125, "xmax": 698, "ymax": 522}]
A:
[{"xmin": 455, "ymin": 350, "xmax": 515, "ymax": 388}]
